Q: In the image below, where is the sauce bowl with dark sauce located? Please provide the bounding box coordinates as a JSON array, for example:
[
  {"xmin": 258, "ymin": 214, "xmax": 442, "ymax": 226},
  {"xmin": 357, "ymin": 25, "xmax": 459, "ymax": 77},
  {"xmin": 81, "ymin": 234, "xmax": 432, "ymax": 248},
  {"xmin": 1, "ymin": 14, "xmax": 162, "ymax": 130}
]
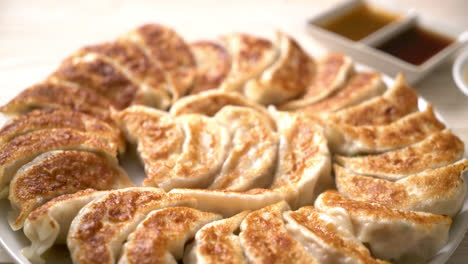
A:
[{"xmin": 307, "ymin": 0, "xmax": 468, "ymax": 84}]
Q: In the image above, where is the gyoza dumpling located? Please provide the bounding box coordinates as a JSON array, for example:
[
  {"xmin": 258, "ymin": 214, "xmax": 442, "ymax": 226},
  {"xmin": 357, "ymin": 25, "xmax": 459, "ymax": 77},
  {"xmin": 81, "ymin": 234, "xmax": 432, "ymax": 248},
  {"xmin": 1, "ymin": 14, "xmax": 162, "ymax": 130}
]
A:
[
  {"xmin": 184, "ymin": 211, "xmax": 250, "ymax": 264},
  {"xmin": 315, "ymin": 190, "xmax": 452, "ymax": 264},
  {"xmin": 190, "ymin": 41, "xmax": 230, "ymax": 94},
  {"xmin": 159, "ymin": 114, "xmax": 229, "ymax": 190},
  {"xmin": 335, "ymin": 160, "xmax": 468, "ymax": 217},
  {"xmin": 119, "ymin": 207, "xmax": 221, "ymax": 264},
  {"xmin": 123, "ymin": 23, "xmax": 196, "ymax": 100},
  {"xmin": 9, "ymin": 150, "xmax": 132, "ymax": 230},
  {"xmin": 269, "ymin": 110, "xmax": 332, "ymax": 208},
  {"xmin": 284, "ymin": 206, "xmax": 390, "ymax": 264},
  {"xmin": 326, "ymin": 73, "xmax": 418, "ymax": 126},
  {"xmin": 113, "ymin": 106, "xmax": 230, "ymax": 190},
  {"xmin": 49, "ymin": 52, "xmax": 139, "ymax": 110},
  {"xmin": 0, "ymin": 108, "xmax": 125, "ymax": 153},
  {"xmin": 243, "ymin": 31, "xmax": 315, "ymax": 105},
  {"xmin": 78, "ymin": 40, "xmax": 171, "ymax": 109},
  {"xmin": 22, "ymin": 189, "xmax": 108, "ymax": 264},
  {"xmin": 209, "ymin": 106, "xmax": 277, "ymax": 191},
  {"xmin": 296, "ymin": 72, "xmax": 386, "ymax": 113},
  {"xmin": 325, "ymin": 105, "xmax": 445, "ymax": 155},
  {"xmin": 0, "ymin": 82, "xmax": 113, "ymax": 122},
  {"xmin": 335, "ymin": 130, "xmax": 465, "ymax": 180},
  {"xmin": 239, "ymin": 201, "xmax": 318, "ymax": 264},
  {"xmin": 169, "ymin": 90, "xmax": 272, "ymax": 123},
  {"xmin": 169, "ymin": 188, "xmax": 285, "ymax": 217},
  {"xmin": 220, "ymin": 33, "xmax": 278, "ymax": 92},
  {"xmin": 0, "ymin": 128, "xmax": 118, "ymax": 198},
  {"xmin": 280, "ymin": 53, "xmax": 354, "ymax": 110},
  {"xmin": 112, "ymin": 106, "xmax": 186, "ymax": 186},
  {"xmin": 67, "ymin": 187, "xmax": 196, "ymax": 264}
]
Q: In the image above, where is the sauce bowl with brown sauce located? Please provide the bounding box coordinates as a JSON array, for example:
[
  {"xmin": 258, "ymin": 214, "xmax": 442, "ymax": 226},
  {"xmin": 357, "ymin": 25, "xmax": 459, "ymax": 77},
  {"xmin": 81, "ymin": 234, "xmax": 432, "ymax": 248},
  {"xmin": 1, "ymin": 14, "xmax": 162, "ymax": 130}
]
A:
[{"xmin": 307, "ymin": 0, "xmax": 468, "ymax": 84}]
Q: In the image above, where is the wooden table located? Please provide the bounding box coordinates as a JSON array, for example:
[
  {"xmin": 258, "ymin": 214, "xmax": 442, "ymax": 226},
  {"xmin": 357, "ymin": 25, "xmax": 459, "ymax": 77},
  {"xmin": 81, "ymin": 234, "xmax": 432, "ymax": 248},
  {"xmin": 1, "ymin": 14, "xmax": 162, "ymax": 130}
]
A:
[{"xmin": 0, "ymin": 0, "xmax": 467, "ymax": 263}]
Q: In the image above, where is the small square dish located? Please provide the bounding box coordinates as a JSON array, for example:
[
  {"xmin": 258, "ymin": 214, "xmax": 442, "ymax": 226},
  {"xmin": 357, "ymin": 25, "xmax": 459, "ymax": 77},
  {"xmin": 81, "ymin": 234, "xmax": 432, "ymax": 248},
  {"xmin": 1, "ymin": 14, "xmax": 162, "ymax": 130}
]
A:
[{"xmin": 306, "ymin": 0, "xmax": 468, "ymax": 84}]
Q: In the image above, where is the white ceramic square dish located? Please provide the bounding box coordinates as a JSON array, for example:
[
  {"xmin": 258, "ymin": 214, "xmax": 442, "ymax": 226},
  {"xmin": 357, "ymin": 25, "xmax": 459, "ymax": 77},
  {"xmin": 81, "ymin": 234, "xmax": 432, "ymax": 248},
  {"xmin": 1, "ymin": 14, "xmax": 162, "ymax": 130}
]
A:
[{"xmin": 306, "ymin": 0, "xmax": 468, "ymax": 84}]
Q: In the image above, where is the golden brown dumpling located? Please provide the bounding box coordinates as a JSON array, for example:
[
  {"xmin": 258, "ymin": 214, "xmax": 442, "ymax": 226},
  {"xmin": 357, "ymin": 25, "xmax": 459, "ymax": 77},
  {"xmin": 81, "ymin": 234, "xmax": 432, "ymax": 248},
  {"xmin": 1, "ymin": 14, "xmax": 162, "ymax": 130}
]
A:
[
  {"xmin": 284, "ymin": 206, "xmax": 390, "ymax": 264},
  {"xmin": 0, "ymin": 108, "xmax": 125, "ymax": 153},
  {"xmin": 123, "ymin": 24, "xmax": 196, "ymax": 101},
  {"xmin": 190, "ymin": 41, "xmax": 230, "ymax": 94},
  {"xmin": 335, "ymin": 160, "xmax": 468, "ymax": 217},
  {"xmin": 280, "ymin": 53, "xmax": 354, "ymax": 110},
  {"xmin": 119, "ymin": 207, "xmax": 221, "ymax": 264},
  {"xmin": 239, "ymin": 201, "xmax": 318, "ymax": 264},
  {"xmin": 0, "ymin": 82, "xmax": 113, "ymax": 122},
  {"xmin": 67, "ymin": 187, "xmax": 196, "ymax": 264},
  {"xmin": 296, "ymin": 72, "xmax": 386, "ymax": 113},
  {"xmin": 244, "ymin": 31, "xmax": 315, "ymax": 105},
  {"xmin": 49, "ymin": 52, "xmax": 139, "ymax": 110},
  {"xmin": 334, "ymin": 130, "xmax": 464, "ymax": 180},
  {"xmin": 8, "ymin": 150, "xmax": 132, "ymax": 230},
  {"xmin": 325, "ymin": 105, "xmax": 445, "ymax": 155},
  {"xmin": 78, "ymin": 40, "xmax": 172, "ymax": 109},
  {"xmin": 209, "ymin": 106, "xmax": 277, "ymax": 191},
  {"xmin": 23, "ymin": 189, "xmax": 108, "ymax": 264},
  {"xmin": 184, "ymin": 211, "xmax": 250, "ymax": 264},
  {"xmin": 0, "ymin": 128, "xmax": 118, "ymax": 198},
  {"xmin": 220, "ymin": 33, "xmax": 278, "ymax": 92},
  {"xmin": 325, "ymin": 73, "xmax": 418, "ymax": 126},
  {"xmin": 315, "ymin": 190, "xmax": 452, "ymax": 264}
]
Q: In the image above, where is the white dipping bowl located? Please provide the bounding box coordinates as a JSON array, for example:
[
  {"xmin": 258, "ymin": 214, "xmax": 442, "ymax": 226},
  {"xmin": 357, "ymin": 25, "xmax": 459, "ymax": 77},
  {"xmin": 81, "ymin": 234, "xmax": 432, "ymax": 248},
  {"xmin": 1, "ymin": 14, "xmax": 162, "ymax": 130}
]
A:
[{"xmin": 453, "ymin": 49, "xmax": 468, "ymax": 96}]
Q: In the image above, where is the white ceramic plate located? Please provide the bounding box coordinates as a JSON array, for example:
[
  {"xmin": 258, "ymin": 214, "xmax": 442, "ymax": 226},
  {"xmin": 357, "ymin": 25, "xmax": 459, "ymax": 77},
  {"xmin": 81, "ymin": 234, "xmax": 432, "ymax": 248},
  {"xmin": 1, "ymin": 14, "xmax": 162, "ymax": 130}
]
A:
[{"xmin": 0, "ymin": 65, "xmax": 466, "ymax": 264}]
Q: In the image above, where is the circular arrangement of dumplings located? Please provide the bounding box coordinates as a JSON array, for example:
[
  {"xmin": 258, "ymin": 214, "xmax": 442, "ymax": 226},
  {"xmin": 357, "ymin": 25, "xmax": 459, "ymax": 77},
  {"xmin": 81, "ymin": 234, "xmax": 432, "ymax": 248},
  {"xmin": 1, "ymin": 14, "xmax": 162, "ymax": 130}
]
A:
[{"xmin": 0, "ymin": 23, "xmax": 466, "ymax": 264}]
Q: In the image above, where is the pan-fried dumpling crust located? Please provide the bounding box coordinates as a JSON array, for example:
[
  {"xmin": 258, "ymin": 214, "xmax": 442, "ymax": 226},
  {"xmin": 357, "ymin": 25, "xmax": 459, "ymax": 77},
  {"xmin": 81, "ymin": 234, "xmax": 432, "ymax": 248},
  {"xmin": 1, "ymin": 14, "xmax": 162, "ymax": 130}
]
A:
[
  {"xmin": 112, "ymin": 106, "xmax": 185, "ymax": 183},
  {"xmin": 112, "ymin": 105, "xmax": 177, "ymax": 144},
  {"xmin": 209, "ymin": 106, "xmax": 277, "ymax": 191},
  {"xmin": 326, "ymin": 73, "xmax": 418, "ymax": 126},
  {"xmin": 0, "ymin": 108, "xmax": 125, "ymax": 153},
  {"xmin": 23, "ymin": 189, "xmax": 108, "ymax": 264},
  {"xmin": 184, "ymin": 211, "xmax": 250, "ymax": 264},
  {"xmin": 280, "ymin": 53, "xmax": 354, "ymax": 110},
  {"xmin": 270, "ymin": 111, "xmax": 332, "ymax": 208},
  {"xmin": 297, "ymin": 72, "xmax": 386, "ymax": 113},
  {"xmin": 119, "ymin": 207, "xmax": 221, "ymax": 264},
  {"xmin": 124, "ymin": 24, "xmax": 196, "ymax": 100},
  {"xmin": 244, "ymin": 31, "xmax": 315, "ymax": 105},
  {"xmin": 220, "ymin": 33, "xmax": 278, "ymax": 92},
  {"xmin": 50, "ymin": 53, "xmax": 139, "ymax": 110},
  {"xmin": 190, "ymin": 41, "xmax": 230, "ymax": 94},
  {"xmin": 67, "ymin": 187, "xmax": 197, "ymax": 264},
  {"xmin": 0, "ymin": 82, "xmax": 113, "ymax": 122},
  {"xmin": 79, "ymin": 40, "xmax": 171, "ymax": 109},
  {"xmin": 315, "ymin": 191, "xmax": 452, "ymax": 264},
  {"xmin": 169, "ymin": 90, "xmax": 274, "ymax": 128},
  {"xmin": 326, "ymin": 105, "xmax": 445, "ymax": 155},
  {"xmin": 148, "ymin": 114, "xmax": 229, "ymax": 190},
  {"xmin": 114, "ymin": 106, "xmax": 230, "ymax": 190},
  {"xmin": 284, "ymin": 206, "xmax": 390, "ymax": 264},
  {"xmin": 335, "ymin": 160, "xmax": 468, "ymax": 217},
  {"xmin": 335, "ymin": 130, "xmax": 464, "ymax": 180},
  {"xmin": 8, "ymin": 150, "xmax": 132, "ymax": 230},
  {"xmin": 239, "ymin": 201, "xmax": 317, "ymax": 264},
  {"xmin": 169, "ymin": 188, "xmax": 286, "ymax": 217},
  {"xmin": 0, "ymin": 128, "xmax": 118, "ymax": 198}
]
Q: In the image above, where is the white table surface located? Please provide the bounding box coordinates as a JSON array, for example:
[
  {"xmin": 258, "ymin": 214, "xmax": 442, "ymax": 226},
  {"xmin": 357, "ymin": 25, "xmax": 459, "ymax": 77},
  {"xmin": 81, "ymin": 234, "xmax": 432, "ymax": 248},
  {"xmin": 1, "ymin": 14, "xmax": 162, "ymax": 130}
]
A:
[{"xmin": 0, "ymin": 0, "xmax": 467, "ymax": 263}]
